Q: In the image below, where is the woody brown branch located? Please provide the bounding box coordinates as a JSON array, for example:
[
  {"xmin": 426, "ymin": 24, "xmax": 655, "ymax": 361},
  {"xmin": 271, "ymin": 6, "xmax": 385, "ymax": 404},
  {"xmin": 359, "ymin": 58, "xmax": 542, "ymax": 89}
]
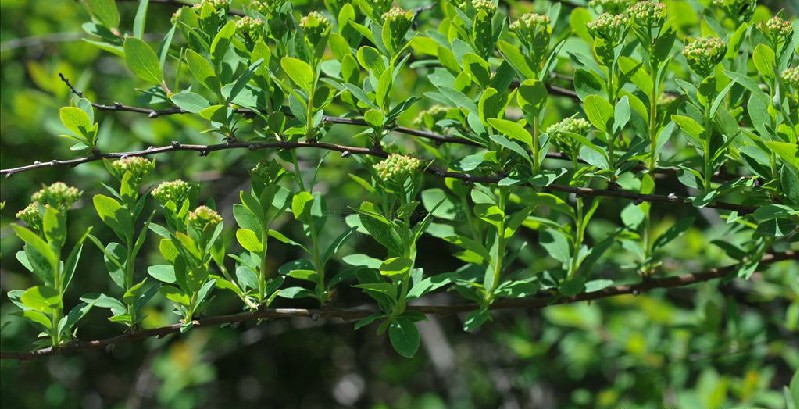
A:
[
  {"xmin": 0, "ymin": 139, "xmax": 757, "ymax": 213},
  {"xmin": 1, "ymin": 251, "xmax": 793, "ymax": 362}
]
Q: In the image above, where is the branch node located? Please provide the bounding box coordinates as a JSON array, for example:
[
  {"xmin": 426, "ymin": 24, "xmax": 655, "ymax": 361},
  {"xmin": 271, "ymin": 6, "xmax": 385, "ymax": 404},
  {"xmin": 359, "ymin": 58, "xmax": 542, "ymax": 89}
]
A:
[
  {"xmin": 170, "ymin": 141, "xmax": 181, "ymax": 148},
  {"xmin": 341, "ymin": 150, "xmax": 350, "ymax": 158},
  {"xmin": 148, "ymin": 111, "xmax": 159, "ymax": 118}
]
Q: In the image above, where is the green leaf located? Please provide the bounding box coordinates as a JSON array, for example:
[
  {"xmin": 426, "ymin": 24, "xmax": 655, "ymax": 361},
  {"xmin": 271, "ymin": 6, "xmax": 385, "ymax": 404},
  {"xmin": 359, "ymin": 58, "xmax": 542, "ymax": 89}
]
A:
[
  {"xmin": 583, "ymin": 95, "xmax": 614, "ymax": 133},
  {"xmin": 148, "ymin": 265, "xmax": 176, "ymax": 283},
  {"xmin": 123, "ymin": 37, "xmax": 163, "ymax": 85},
  {"xmin": 20, "ymin": 286, "xmax": 60, "ymax": 312},
  {"xmin": 236, "ymin": 229, "xmax": 263, "ymax": 253},
  {"xmin": 488, "ymin": 118, "xmax": 532, "ymax": 148},
  {"xmin": 85, "ymin": 0, "xmax": 120, "ymax": 28},
  {"xmin": 540, "ymin": 228, "xmax": 571, "ymax": 267},
  {"xmin": 672, "ymin": 115, "xmax": 705, "ymax": 145},
  {"xmin": 752, "ymin": 44, "xmax": 775, "ymax": 79},
  {"xmin": 210, "ymin": 20, "xmax": 236, "ymax": 64},
  {"xmin": 379, "ymin": 257, "xmax": 413, "ymax": 277},
  {"xmin": 497, "ymin": 40, "xmax": 534, "ymax": 78},
  {"xmin": 462, "ymin": 53, "xmax": 491, "ymax": 88},
  {"xmin": 171, "ymin": 91, "xmax": 211, "ymax": 113},
  {"xmin": 281, "ymin": 57, "xmax": 314, "ymax": 93},
  {"xmin": 389, "ymin": 317, "xmax": 420, "ymax": 358},
  {"xmin": 767, "ymin": 141, "xmax": 799, "ymax": 171},
  {"xmin": 59, "ymin": 107, "xmax": 93, "ymax": 140},
  {"xmin": 517, "ymin": 79, "xmax": 548, "ymax": 113},
  {"xmin": 12, "ymin": 225, "xmax": 58, "ymax": 280},
  {"xmin": 185, "ymin": 49, "xmax": 219, "ymax": 93},
  {"xmin": 133, "ymin": 0, "xmax": 149, "ymax": 39},
  {"xmin": 291, "ymin": 191, "xmax": 314, "ymax": 221},
  {"xmin": 613, "ymin": 96, "xmax": 630, "ymax": 134}
]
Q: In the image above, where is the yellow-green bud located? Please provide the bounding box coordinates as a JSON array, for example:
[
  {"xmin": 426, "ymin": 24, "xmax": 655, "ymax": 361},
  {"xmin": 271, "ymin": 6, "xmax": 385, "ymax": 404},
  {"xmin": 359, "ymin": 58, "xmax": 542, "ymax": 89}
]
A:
[
  {"xmin": 383, "ymin": 7, "xmax": 415, "ymax": 52},
  {"xmin": 249, "ymin": 161, "xmax": 286, "ymax": 186},
  {"xmin": 783, "ymin": 67, "xmax": 799, "ymax": 88},
  {"xmin": 16, "ymin": 202, "xmax": 42, "ymax": 231},
  {"xmin": 547, "ymin": 116, "xmax": 592, "ymax": 154},
  {"xmin": 413, "ymin": 105, "xmax": 449, "ymax": 128},
  {"xmin": 152, "ymin": 180, "xmax": 192, "ymax": 205},
  {"xmin": 111, "ymin": 157, "xmax": 155, "ymax": 188},
  {"xmin": 194, "ymin": 0, "xmax": 229, "ymax": 11},
  {"xmin": 31, "ymin": 182, "xmax": 82, "ymax": 211},
  {"xmin": 250, "ymin": 0, "xmax": 283, "ymax": 15},
  {"xmin": 510, "ymin": 13, "xmax": 552, "ymax": 61},
  {"xmin": 712, "ymin": 0, "xmax": 754, "ymax": 17},
  {"xmin": 374, "ymin": 154, "xmax": 422, "ymax": 184},
  {"xmin": 587, "ymin": 13, "xmax": 630, "ymax": 45},
  {"xmin": 472, "ymin": 0, "xmax": 497, "ymax": 17},
  {"xmin": 683, "ymin": 37, "xmax": 727, "ymax": 78},
  {"xmin": 588, "ymin": 0, "xmax": 631, "ymax": 15},
  {"xmin": 629, "ymin": 1, "xmax": 666, "ymax": 28},
  {"xmin": 236, "ymin": 16, "xmax": 266, "ymax": 41},
  {"xmin": 187, "ymin": 205, "xmax": 223, "ymax": 230},
  {"xmin": 760, "ymin": 15, "xmax": 794, "ymax": 40},
  {"xmin": 300, "ymin": 11, "xmax": 331, "ymax": 45}
]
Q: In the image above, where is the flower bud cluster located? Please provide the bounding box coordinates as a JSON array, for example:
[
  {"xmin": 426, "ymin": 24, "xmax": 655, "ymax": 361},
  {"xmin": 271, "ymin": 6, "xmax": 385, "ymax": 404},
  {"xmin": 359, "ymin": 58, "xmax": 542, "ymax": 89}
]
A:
[
  {"xmin": 111, "ymin": 157, "xmax": 155, "ymax": 188},
  {"xmin": 250, "ymin": 0, "xmax": 283, "ymax": 15},
  {"xmin": 152, "ymin": 180, "xmax": 192, "ymax": 206},
  {"xmin": 374, "ymin": 154, "xmax": 422, "ymax": 184},
  {"xmin": 711, "ymin": 0, "xmax": 753, "ymax": 17},
  {"xmin": 16, "ymin": 203, "xmax": 42, "ymax": 230},
  {"xmin": 587, "ymin": 13, "xmax": 630, "ymax": 45},
  {"xmin": 472, "ymin": 0, "xmax": 497, "ymax": 17},
  {"xmin": 510, "ymin": 13, "xmax": 552, "ymax": 59},
  {"xmin": 683, "ymin": 37, "xmax": 727, "ymax": 78},
  {"xmin": 236, "ymin": 16, "xmax": 266, "ymax": 41},
  {"xmin": 783, "ymin": 67, "xmax": 799, "ymax": 88},
  {"xmin": 413, "ymin": 105, "xmax": 449, "ymax": 128},
  {"xmin": 188, "ymin": 205, "xmax": 223, "ymax": 230},
  {"xmin": 194, "ymin": 0, "xmax": 229, "ymax": 11},
  {"xmin": 18, "ymin": 182, "xmax": 82, "ymax": 229},
  {"xmin": 760, "ymin": 15, "xmax": 794, "ymax": 41},
  {"xmin": 629, "ymin": 1, "xmax": 666, "ymax": 28},
  {"xmin": 300, "ymin": 11, "xmax": 331, "ymax": 45},
  {"xmin": 250, "ymin": 161, "xmax": 286, "ymax": 186},
  {"xmin": 588, "ymin": 0, "xmax": 630, "ymax": 15},
  {"xmin": 31, "ymin": 182, "xmax": 82, "ymax": 210},
  {"xmin": 547, "ymin": 116, "xmax": 592, "ymax": 154},
  {"xmin": 383, "ymin": 7, "xmax": 414, "ymax": 50}
]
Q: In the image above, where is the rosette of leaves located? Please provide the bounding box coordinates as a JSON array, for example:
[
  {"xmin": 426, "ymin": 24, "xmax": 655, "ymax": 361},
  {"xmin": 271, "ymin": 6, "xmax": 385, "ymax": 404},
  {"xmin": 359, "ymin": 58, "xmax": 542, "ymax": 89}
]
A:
[
  {"xmin": 87, "ymin": 157, "xmax": 158, "ymax": 328},
  {"xmin": 225, "ymin": 162, "xmax": 293, "ymax": 308},
  {"xmin": 9, "ymin": 183, "xmax": 94, "ymax": 347},
  {"xmin": 345, "ymin": 154, "xmax": 437, "ymax": 357},
  {"xmin": 147, "ymin": 181, "xmax": 222, "ymax": 330}
]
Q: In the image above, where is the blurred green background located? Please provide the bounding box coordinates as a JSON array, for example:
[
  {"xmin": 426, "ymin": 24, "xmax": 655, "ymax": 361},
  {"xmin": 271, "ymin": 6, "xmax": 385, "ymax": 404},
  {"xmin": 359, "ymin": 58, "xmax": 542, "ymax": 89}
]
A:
[{"xmin": 1, "ymin": 1, "xmax": 798, "ymax": 408}]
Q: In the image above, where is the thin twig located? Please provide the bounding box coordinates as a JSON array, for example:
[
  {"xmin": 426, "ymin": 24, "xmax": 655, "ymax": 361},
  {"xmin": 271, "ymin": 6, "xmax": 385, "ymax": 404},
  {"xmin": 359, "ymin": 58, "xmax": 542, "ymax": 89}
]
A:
[
  {"xmin": 0, "ymin": 140, "xmax": 757, "ymax": 213},
  {"xmin": 1, "ymin": 252, "xmax": 793, "ymax": 361}
]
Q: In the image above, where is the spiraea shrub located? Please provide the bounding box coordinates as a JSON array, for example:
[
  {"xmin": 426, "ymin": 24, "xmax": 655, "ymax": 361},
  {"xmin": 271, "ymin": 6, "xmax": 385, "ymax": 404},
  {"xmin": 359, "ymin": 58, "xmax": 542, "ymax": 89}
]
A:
[{"xmin": 1, "ymin": 0, "xmax": 798, "ymax": 407}]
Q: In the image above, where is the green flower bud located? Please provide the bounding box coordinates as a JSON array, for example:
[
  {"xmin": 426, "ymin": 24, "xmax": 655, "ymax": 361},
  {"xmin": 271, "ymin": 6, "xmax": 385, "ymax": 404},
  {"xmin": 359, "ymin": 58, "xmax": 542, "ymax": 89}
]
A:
[
  {"xmin": 413, "ymin": 105, "xmax": 449, "ymax": 129},
  {"xmin": 783, "ymin": 67, "xmax": 799, "ymax": 88},
  {"xmin": 194, "ymin": 0, "xmax": 229, "ymax": 11},
  {"xmin": 236, "ymin": 16, "xmax": 266, "ymax": 42},
  {"xmin": 16, "ymin": 202, "xmax": 43, "ymax": 231},
  {"xmin": 683, "ymin": 37, "xmax": 727, "ymax": 78},
  {"xmin": 250, "ymin": 0, "xmax": 284, "ymax": 15},
  {"xmin": 472, "ymin": 0, "xmax": 497, "ymax": 17},
  {"xmin": 711, "ymin": 0, "xmax": 755, "ymax": 18},
  {"xmin": 510, "ymin": 13, "xmax": 552, "ymax": 62},
  {"xmin": 300, "ymin": 11, "xmax": 331, "ymax": 46},
  {"xmin": 111, "ymin": 157, "xmax": 155, "ymax": 188},
  {"xmin": 629, "ymin": 1, "xmax": 666, "ymax": 29},
  {"xmin": 546, "ymin": 116, "xmax": 592, "ymax": 154},
  {"xmin": 187, "ymin": 205, "xmax": 223, "ymax": 230},
  {"xmin": 382, "ymin": 7, "xmax": 415, "ymax": 52},
  {"xmin": 587, "ymin": 13, "xmax": 630, "ymax": 45},
  {"xmin": 152, "ymin": 180, "xmax": 192, "ymax": 206},
  {"xmin": 760, "ymin": 15, "xmax": 794, "ymax": 44},
  {"xmin": 31, "ymin": 182, "xmax": 82, "ymax": 211},
  {"xmin": 249, "ymin": 161, "xmax": 286, "ymax": 188},
  {"xmin": 588, "ymin": 0, "xmax": 631, "ymax": 15},
  {"xmin": 374, "ymin": 154, "xmax": 422, "ymax": 184}
]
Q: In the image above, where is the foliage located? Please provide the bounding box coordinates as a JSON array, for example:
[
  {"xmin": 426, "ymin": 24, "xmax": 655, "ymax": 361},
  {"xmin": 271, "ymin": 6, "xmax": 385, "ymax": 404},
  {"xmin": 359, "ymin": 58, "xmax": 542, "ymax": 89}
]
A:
[{"xmin": 0, "ymin": 0, "xmax": 798, "ymax": 408}]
